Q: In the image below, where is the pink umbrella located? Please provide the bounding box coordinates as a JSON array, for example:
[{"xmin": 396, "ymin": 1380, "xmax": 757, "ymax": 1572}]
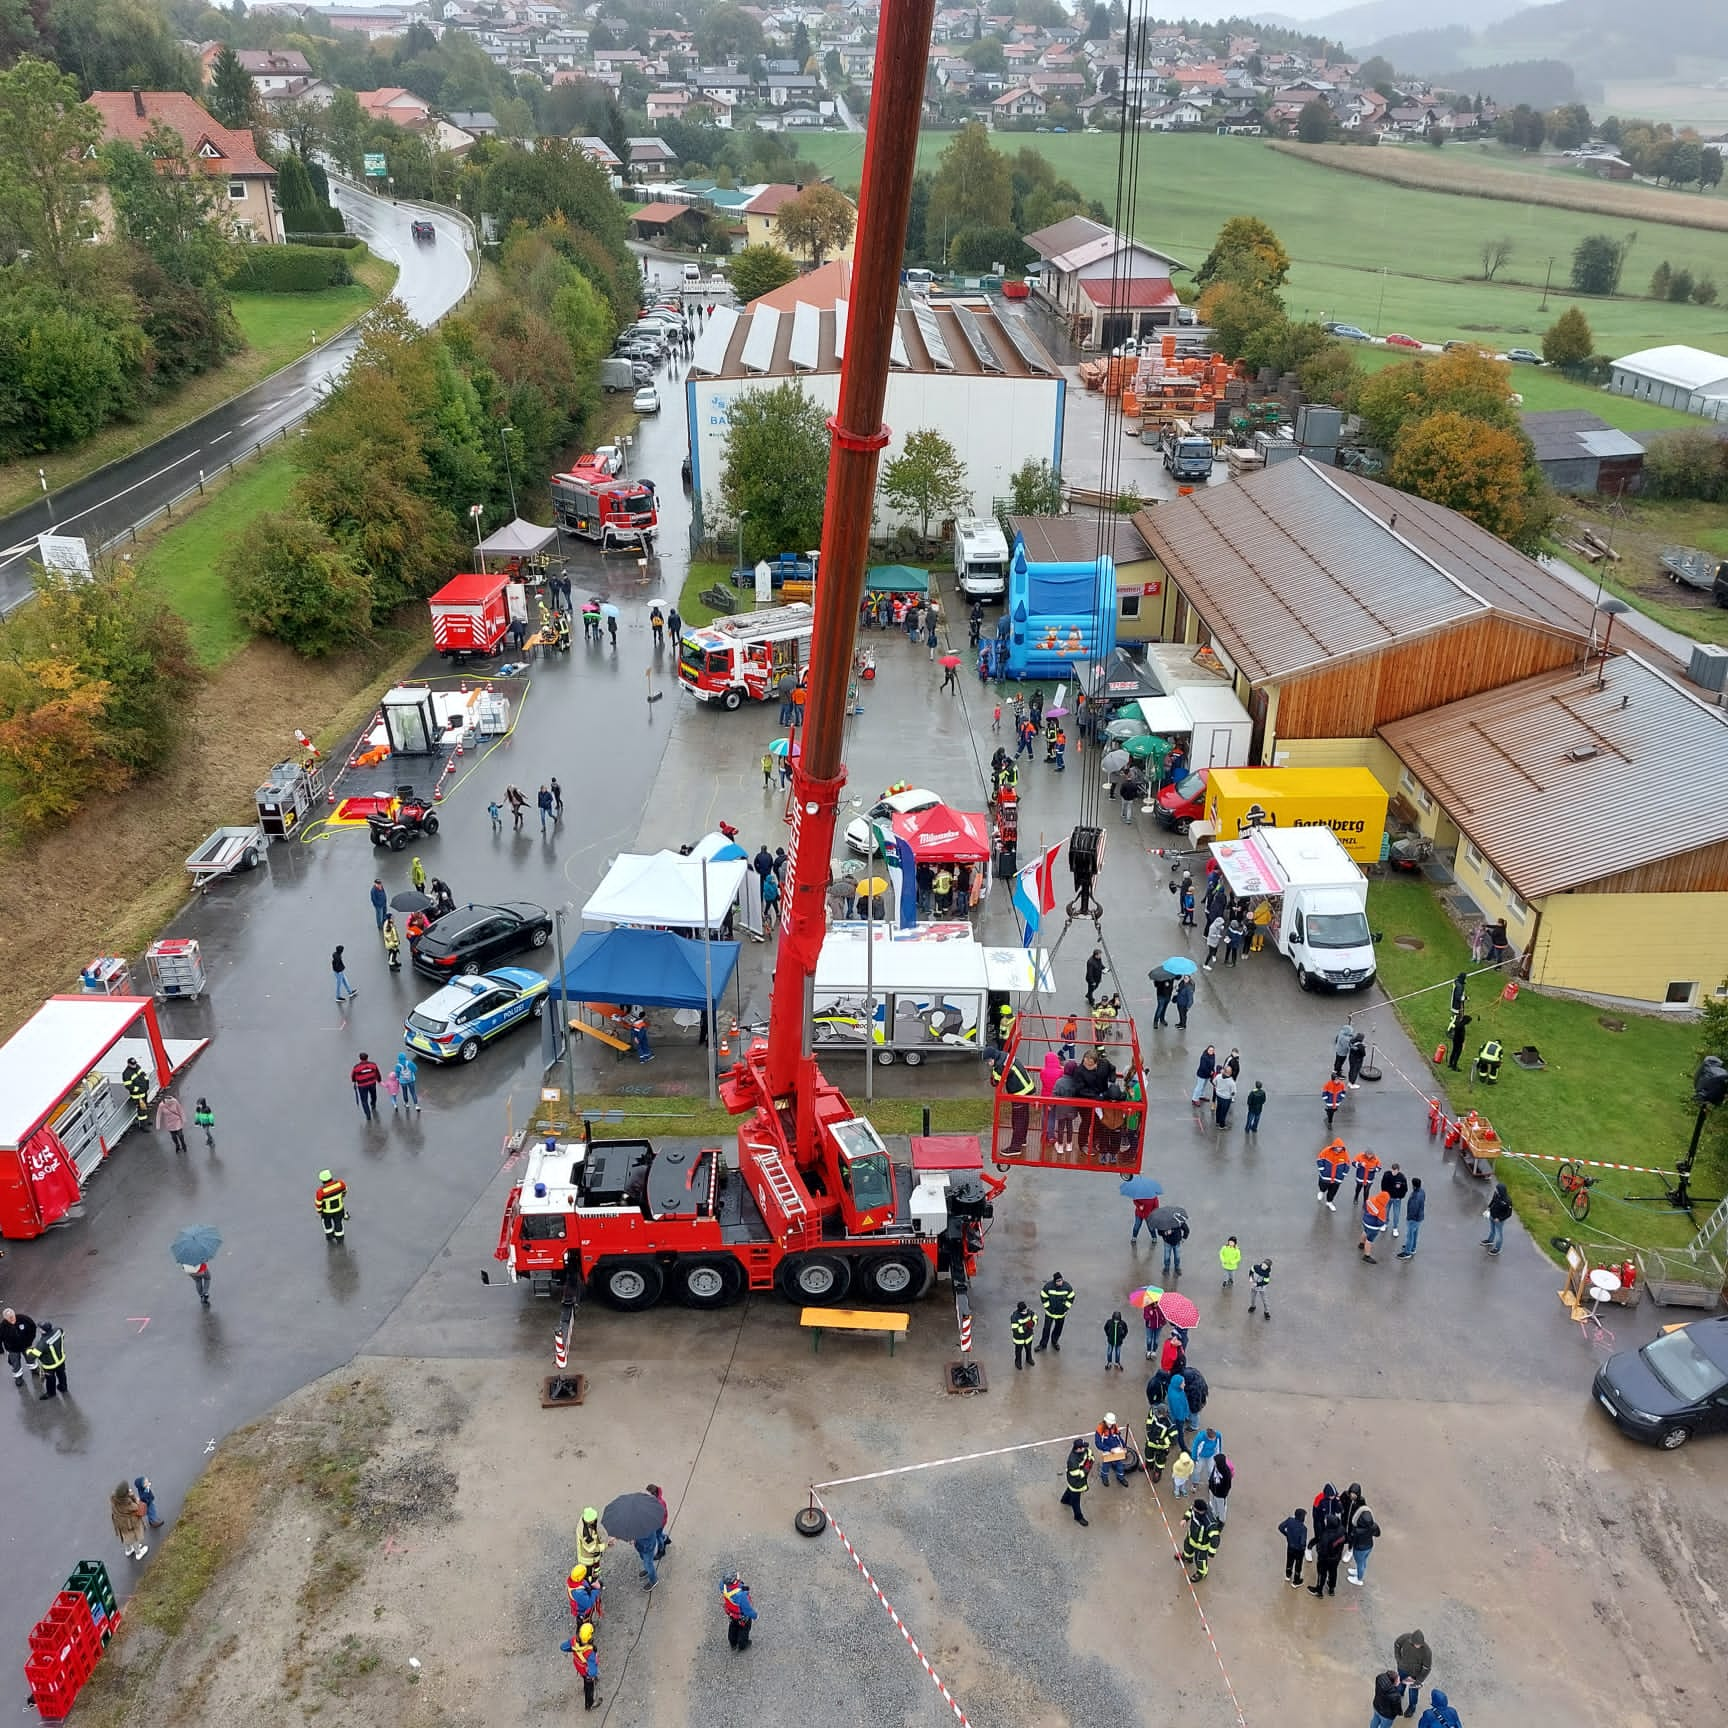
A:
[{"xmin": 1158, "ymin": 1291, "xmax": 1200, "ymax": 1329}]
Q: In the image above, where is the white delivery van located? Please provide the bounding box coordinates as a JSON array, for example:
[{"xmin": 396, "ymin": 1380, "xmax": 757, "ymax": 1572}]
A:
[
  {"xmin": 682, "ymin": 262, "xmax": 703, "ymax": 283},
  {"xmin": 953, "ymin": 517, "xmax": 1010, "ymax": 600},
  {"xmin": 1209, "ymin": 825, "xmax": 1377, "ymax": 993},
  {"xmin": 811, "ymin": 927, "xmax": 1050, "ymax": 1063}
]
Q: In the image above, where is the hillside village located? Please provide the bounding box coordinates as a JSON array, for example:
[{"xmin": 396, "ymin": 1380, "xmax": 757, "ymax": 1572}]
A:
[{"xmin": 210, "ymin": 1, "xmax": 1561, "ymax": 168}]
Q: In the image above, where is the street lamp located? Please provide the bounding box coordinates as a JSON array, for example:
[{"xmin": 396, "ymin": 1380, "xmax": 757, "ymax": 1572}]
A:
[
  {"xmin": 1594, "ymin": 597, "xmax": 1628, "ymax": 687},
  {"xmin": 498, "ymin": 424, "xmax": 518, "ymax": 518},
  {"xmin": 737, "ymin": 508, "xmax": 748, "ymax": 578}
]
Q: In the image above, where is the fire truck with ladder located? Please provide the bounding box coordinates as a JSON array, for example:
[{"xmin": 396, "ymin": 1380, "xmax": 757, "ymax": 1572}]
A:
[
  {"xmin": 550, "ymin": 461, "xmax": 658, "ymax": 550},
  {"xmin": 493, "ymin": 0, "xmax": 1145, "ymax": 1351},
  {"xmin": 676, "ymin": 603, "xmax": 815, "ymax": 710}
]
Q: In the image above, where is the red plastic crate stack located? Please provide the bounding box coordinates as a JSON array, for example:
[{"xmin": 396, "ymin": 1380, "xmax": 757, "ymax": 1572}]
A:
[{"xmin": 25, "ymin": 1590, "xmax": 120, "ymax": 1722}]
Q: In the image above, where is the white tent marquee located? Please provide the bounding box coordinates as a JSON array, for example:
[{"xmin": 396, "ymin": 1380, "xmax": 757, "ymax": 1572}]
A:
[{"xmin": 581, "ymin": 850, "xmax": 750, "ymax": 932}]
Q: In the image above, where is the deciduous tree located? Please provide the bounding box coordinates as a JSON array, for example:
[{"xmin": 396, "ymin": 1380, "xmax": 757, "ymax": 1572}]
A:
[
  {"xmin": 1195, "ymin": 215, "xmax": 1290, "ymax": 292},
  {"xmin": 1295, "ymin": 98, "xmax": 1337, "ymax": 144},
  {"xmin": 1358, "ymin": 347, "xmax": 1518, "ymax": 449},
  {"xmin": 104, "ymin": 128, "xmax": 234, "ymax": 286},
  {"xmin": 928, "ymin": 123, "xmax": 1013, "ymax": 241},
  {"xmin": 728, "ymin": 242, "xmax": 799, "ymax": 302},
  {"xmin": 1541, "ymin": 306, "xmax": 1594, "ymax": 368},
  {"xmin": 1570, "ymin": 232, "xmax": 1628, "ymax": 295},
  {"xmin": 881, "ymin": 428, "xmax": 971, "ymax": 542},
  {"xmin": 1008, "ymin": 456, "xmax": 1063, "ymax": 515},
  {"xmin": 1478, "ymin": 236, "xmax": 1513, "ymax": 281},
  {"xmin": 1387, "ymin": 412, "xmax": 1547, "ymax": 549},
  {"xmin": 775, "ymin": 182, "xmax": 854, "ymax": 266},
  {"xmin": 719, "ymin": 382, "xmax": 831, "ymax": 561},
  {"xmin": 221, "ymin": 512, "xmax": 374, "ymax": 656},
  {"xmin": 0, "ymin": 57, "xmax": 105, "ymax": 290}
]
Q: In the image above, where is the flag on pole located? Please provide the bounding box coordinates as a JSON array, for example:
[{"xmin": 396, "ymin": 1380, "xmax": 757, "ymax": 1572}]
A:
[{"xmin": 1011, "ymin": 842, "xmax": 1062, "ymax": 946}]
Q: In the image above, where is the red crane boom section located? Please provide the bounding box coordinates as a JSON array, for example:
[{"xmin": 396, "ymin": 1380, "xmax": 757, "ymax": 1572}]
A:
[{"xmin": 718, "ymin": 0, "xmax": 937, "ymax": 1193}]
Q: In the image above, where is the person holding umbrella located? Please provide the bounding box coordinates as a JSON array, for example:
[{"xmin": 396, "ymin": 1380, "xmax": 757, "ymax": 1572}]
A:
[
  {"xmin": 939, "ymin": 653, "xmax": 960, "ymax": 693},
  {"xmin": 601, "ymin": 1491, "xmax": 668, "ymax": 1591},
  {"xmin": 172, "ymin": 1226, "xmax": 221, "ymax": 1307}
]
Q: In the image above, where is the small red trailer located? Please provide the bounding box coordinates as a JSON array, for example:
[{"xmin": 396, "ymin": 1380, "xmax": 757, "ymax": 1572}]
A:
[{"xmin": 429, "ymin": 572, "xmax": 509, "ymax": 659}]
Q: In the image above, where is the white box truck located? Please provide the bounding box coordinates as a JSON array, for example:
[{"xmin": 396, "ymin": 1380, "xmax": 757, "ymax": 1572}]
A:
[
  {"xmin": 1208, "ymin": 825, "xmax": 1377, "ymax": 993},
  {"xmin": 811, "ymin": 926, "xmax": 1050, "ymax": 1063},
  {"xmin": 953, "ymin": 518, "xmax": 1010, "ymax": 600}
]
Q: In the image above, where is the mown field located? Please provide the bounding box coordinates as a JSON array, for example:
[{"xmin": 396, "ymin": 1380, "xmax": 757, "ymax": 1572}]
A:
[{"xmin": 794, "ymin": 132, "xmax": 1728, "ymax": 353}]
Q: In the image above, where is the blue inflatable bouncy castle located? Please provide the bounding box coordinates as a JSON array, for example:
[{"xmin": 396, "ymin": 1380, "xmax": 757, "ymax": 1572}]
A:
[{"xmin": 1001, "ymin": 536, "xmax": 1117, "ymax": 681}]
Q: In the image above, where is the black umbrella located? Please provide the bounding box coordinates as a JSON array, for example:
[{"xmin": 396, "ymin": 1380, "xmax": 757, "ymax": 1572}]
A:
[
  {"xmin": 391, "ymin": 889, "xmax": 433, "ymax": 913},
  {"xmin": 601, "ymin": 1492, "xmax": 666, "ymax": 1543}
]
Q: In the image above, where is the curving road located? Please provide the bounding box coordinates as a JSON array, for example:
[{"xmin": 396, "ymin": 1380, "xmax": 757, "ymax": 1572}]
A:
[{"xmin": 0, "ymin": 182, "xmax": 475, "ymax": 613}]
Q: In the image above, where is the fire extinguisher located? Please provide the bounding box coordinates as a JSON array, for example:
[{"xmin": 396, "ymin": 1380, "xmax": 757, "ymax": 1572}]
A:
[
  {"xmin": 1502, "ymin": 979, "xmax": 1519, "ymax": 1002},
  {"xmin": 1427, "ymin": 1097, "xmax": 1444, "ymax": 1138}
]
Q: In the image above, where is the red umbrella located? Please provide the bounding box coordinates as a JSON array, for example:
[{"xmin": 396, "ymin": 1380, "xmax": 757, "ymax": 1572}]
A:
[
  {"xmin": 939, "ymin": 653, "xmax": 961, "ymax": 669},
  {"xmin": 1157, "ymin": 1291, "xmax": 1199, "ymax": 1329}
]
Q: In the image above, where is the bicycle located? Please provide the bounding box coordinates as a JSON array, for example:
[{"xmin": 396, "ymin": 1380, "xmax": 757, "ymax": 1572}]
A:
[{"xmin": 1556, "ymin": 1161, "xmax": 1597, "ymax": 1222}]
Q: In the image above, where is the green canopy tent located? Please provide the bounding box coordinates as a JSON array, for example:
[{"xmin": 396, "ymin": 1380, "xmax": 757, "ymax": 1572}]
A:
[{"xmin": 865, "ymin": 564, "xmax": 930, "ymax": 594}]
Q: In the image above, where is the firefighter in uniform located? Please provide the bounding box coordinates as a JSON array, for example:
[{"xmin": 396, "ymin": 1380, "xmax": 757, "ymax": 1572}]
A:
[
  {"xmin": 1145, "ymin": 1406, "xmax": 1177, "ymax": 1483},
  {"xmin": 567, "ymin": 1565, "xmax": 602, "ymax": 1624},
  {"xmin": 28, "ymin": 1320, "xmax": 67, "ymax": 1400},
  {"xmin": 990, "ymin": 1046, "xmax": 1037, "ymax": 1156},
  {"xmin": 1476, "ymin": 1038, "xmax": 1503, "ymax": 1084},
  {"xmin": 1060, "ymin": 1438, "xmax": 1092, "ymax": 1526},
  {"xmin": 121, "ymin": 1057, "xmax": 150, "ymax": 1127},
  {"xmin": 1037, "ymin": 1271, "xmax": 1076, "ymax": 1352},
  {"xmin": 1182, "ymin": 1497, "xmax": 1222, "ymax": 1582},
  {"xmin": 1009, "ymin": 1300, "xmax": 1036, "ymax": 1370},
  {"xmin": 997, "ymin": 1001, "xmax": 1016, "ymax": 1049},
  {"xmin": 721, "ymin": 1573, "xmax": 757, "ymax": 1649},
  {"xmin": 314, "ymin": 1170, "xmax": 348, "ymax": 1242},
  {"xmin": 558, "ymin": 1622, "xmax": 599, "ymax": 1710},
  {"xmin": 577, "ymin": 1508, "xmax": 612, "ymax": 1583}
]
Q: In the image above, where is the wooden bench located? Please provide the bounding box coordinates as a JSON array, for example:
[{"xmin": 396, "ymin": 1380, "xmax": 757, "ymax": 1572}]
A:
[{"xmin": 801, "ymin": 1307, "xmax": 909, "ymax": 1357}]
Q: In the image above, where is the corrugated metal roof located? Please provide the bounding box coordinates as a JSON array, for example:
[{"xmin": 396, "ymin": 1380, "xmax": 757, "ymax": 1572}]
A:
[
  {"xmin": 1132, "ymin": 458, "xmax": 1482, "ymax": 682},
  {"xmin": 1380, "ymin": 653, "xmax": 1728, "ymax": 897},
  {"xmin": 1612, "ymin": 344, "xmax": 1728, "ymax": 394}
]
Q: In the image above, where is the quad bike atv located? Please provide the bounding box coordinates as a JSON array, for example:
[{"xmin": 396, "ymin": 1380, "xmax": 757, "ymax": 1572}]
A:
[{"xmin": 367, "ymin": 786, "xmax": 440, "ymax": 851}]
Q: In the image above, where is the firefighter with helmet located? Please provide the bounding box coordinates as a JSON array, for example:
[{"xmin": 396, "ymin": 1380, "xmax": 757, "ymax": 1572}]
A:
[
  {"xmin": 121, "ymin": 1057, "xmax": 150, "ymax": 1127},
  {"xmin": 558, "ymin": 1622, "xmax": 599, "ymax": 1710},
  {"xmin": 990, "ymin": 1045, "xmax": 1037, "ymax": 1156},
  {"xmin": 577, "ymin": 1508, "xmax": 612, "ymax": 1582},
  {"xmin": 1182, "ymin": 1496, "xmax": 1222, "ymax": 1583},
  {"xmin": 314, "ymin": 1170, "xmax": 348, "ymax": 1241},
  {"xmin": 721, "ymin": 1572, "xmax": 757, "ymax": 1649},
  {"xmin": 567, "ymin": 1565, "xmax": 602, "ymax": 1623},
  {"xmin": 1476, "ymin": 1038, "xmax": 1503, "ymax": 1085}
]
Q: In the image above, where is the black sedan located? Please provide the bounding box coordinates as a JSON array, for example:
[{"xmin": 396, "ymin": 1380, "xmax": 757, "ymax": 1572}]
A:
[
  {"xmin": 1593, "ymin": 1316, "xmax": 1728, "ymax": 1448},
  {"xmin": 411, "ymin": 901, "xmax": 552, "ymax": 978}
]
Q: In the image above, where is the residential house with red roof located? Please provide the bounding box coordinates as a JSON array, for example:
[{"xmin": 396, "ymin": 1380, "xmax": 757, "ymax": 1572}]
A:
[{"xmin": 85, "ymin": 88, "xmax": 281, "ymax": 243}]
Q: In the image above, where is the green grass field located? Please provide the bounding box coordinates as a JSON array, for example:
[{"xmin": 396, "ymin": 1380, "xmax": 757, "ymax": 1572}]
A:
[
  {"xmin": 795, "ymin": 132, "xmax": 1728, "ymax": 353},
  {"xmin": 1366, "ymin": 879, "xmax": 1721, "ymax": 1263},
  {"xmin": 133, "ymin": 450, "xmax": 298, "ymax": 666},
  {"xmin": 1351, "ymin": 343, "xmax": 1703, "ymax": 430}
]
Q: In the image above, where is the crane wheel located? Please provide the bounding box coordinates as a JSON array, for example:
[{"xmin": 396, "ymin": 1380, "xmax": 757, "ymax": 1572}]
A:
[
  {"xmin": 857, "ymin": 1250, "xmax": 933, "ymax": 1302},
  {"xmin": 794, "ymin": 1506, "xmax": 828, "ymax": 1537},
  {"xmin": 777, "ymin": 1252, "xmax": 852, "ymax": 1303},
  {"xmin": 591, "ymin": 1258, "xmax": 664, "ymax": 1311},
  {"xmin": 675, "ymin": 1257, "xmax": 744, "ymax": 1309}
]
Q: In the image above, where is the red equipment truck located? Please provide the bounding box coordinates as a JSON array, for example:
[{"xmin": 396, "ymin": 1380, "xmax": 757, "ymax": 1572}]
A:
[
  {"xmin": 429, "ymin": 572, "xmax": 509, "ymax": 658},
  {"xmin": 675, "ymin": 604, "xmax": 815, "ymax": 709},
  {"xmin": 493, "ymin": 0, "xmax": 1143, "ymax": 1350},
  {"xmin": 550, "ymin": 462, "xmax": 658, "ymax": 550}
]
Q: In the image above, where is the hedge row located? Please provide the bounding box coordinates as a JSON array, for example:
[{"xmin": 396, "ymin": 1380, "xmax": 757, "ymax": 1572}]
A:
[
  {"xmin": 283, "ymin": 232, "xmax": 367, "ymax": 251},
  {"xmin": 229, "ymin": 244, "xmax": 356, "ymax": 293}
]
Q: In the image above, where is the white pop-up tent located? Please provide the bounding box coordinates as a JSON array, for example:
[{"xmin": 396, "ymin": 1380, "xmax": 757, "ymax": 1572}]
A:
[{"xmin": 581, "ymin": 850, "xmax": 751, "ymax": 932}]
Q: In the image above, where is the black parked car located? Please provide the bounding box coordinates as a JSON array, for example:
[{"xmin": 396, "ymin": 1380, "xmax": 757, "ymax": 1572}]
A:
[
  {"xmin": 411, "ymin": 901, "xmax": 552, "ymax": 977},
  {"xmin": 1593, "ymin": 1316, "xmax": 1728, "ymax": 1448}
]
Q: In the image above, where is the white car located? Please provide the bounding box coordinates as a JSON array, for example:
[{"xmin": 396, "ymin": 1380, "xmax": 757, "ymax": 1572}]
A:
[
  {"xmin": 633, "ymin": 385, "xmax": 660, "ymax": 414},
  {"xmin": 845, "ymin": 787, "xmax": 942, "ymax": 855}
]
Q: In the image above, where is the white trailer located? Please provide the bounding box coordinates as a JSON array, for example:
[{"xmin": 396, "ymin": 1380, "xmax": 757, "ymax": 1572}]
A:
[
  {"xmin": 812, "ymin": 927, "xmax": 1051, "ymax": 1063},
  {"xmin": 953, "ymin": 518, "xmax": 1009, "ymax": 599},
  {"xmin": 1209, "ymin": 825, "xmax": 1377, "ymax": 993}
]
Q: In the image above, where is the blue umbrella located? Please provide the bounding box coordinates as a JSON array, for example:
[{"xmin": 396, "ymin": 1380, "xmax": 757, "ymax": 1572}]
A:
[
  {"xmin": 1119, "ymin": 1176, "xmax": 1163, "ymax": 1200},
  {"xmin": 170, "ymin": 1225, "xmax": 222, "ymax": 1267},
  {"xmin": 1159, "ymin": 955, "xmax": 1199, "ymax": 976},
  {"xmin": 768, "ymin": 737, "xmax": 803, "ymax": 757}
]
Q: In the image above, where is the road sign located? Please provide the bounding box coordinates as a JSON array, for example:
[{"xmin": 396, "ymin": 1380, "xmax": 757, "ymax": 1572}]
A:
[{"xmin": 363, "ymin": 153, "xmax": 387, "ymax": 178}]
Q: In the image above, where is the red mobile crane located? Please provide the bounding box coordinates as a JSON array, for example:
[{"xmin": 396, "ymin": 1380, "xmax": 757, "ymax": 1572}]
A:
[{"xmin": 494, "ymin": 0, "xmax": 1145, "ymax": 1342}]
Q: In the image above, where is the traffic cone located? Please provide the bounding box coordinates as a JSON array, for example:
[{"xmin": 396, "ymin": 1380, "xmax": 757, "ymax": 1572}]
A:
[{"xmin": 719, "ymin": 1033, "xmax": 731, "ymax": 1059}]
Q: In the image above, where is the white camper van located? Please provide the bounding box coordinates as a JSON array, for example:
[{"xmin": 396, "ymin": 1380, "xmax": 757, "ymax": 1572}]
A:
[{"xmin": 953, "ymin": 518, "xmax": 1010, "ymax": 600}]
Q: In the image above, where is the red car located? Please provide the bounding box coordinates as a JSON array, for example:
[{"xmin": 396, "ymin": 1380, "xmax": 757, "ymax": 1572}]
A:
[{"xmin": 1384, "ymin": 332, "xmax": 1424, "ymax": 349}]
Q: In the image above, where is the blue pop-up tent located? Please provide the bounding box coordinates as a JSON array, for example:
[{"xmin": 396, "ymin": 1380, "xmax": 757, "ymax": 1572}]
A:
[{"xmin": 548, "ymin": 927, "xmax": 740, "ymax": 1009}]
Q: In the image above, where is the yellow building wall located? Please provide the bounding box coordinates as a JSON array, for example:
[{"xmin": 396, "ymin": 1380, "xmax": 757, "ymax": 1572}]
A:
[
  {"xmin": 1450, "ymin": 840, "xmax": 1540, "ymax": 954},
  {"xmin": 1115, "ymin": 557, "xmax": 1160, "ymax": 643},
  {"xmin": 1266, "ymin": 735, "xmax": 1402, "ymax": 795},
  {"xmin": 742, "ymin": 206, "xmax": 858, "ymax": 263},
  {"xmin": 1530, "ymin": 892, "xmax": 1728, "ymax": 1005}
]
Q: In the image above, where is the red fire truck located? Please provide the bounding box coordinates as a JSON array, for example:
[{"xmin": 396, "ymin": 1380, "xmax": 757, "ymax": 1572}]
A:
[
  {"xmin": 493, "ymin": 0, "xmax": 1142, "ymax": 1349},
  {"xmin": 675, "ymin": 604, "xmax": 814, "ymax": 709},
  {"xmin": 550, "ymin": 463, "xmax": 658, "ymax": 550}
]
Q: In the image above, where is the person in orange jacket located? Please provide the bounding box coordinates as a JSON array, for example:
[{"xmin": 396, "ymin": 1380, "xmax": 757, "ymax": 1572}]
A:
[
  {"xmin": 559, "ymin": 1622, "xmax": 599, "ymax": 1710},
  {"xmin": 1352, "ymin": 1148, "xmax": 1382, "ymax": 1208},
  {"xmin": 1316, "ymin": 1141, "xmax": 1348, "ymax": 1211},
  {"xmin": 1321, "ymin": 1074, "xmax": 1348, "ymax": 1127},
  {"xmin": 1360, "ymin": 1187, "xmax": 1391, "ymax": 1263}
]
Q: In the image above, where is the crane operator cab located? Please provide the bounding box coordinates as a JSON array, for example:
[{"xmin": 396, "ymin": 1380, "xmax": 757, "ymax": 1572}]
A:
[{"xmin": 831, "ymin": 1116, "xmax": 897, "ymax": 1234}]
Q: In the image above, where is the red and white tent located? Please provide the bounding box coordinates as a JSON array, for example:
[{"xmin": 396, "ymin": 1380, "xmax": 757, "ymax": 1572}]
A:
[
  {"xmin": 0, "ymin": 995, "xmax": 206, "ymax": 1240},
  {"xmin": 891, "ymin": 803, "xmax": 992, "ymax": 864}
]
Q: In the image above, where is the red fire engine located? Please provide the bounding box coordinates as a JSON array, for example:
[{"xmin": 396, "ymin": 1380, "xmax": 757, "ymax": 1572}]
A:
[
  {"xmin": 494, "ymin": 0, "xmax": 1143, "ymax": 1348},
  {"xmin": 550, "ymin": 463, "xmax": 658, "ymax": 550},
  {"xmin": 675, "ymin": 604, "xmax": 814, "ymax": 709}
]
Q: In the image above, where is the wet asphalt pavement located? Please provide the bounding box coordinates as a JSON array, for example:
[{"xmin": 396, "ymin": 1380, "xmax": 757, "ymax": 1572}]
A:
[
  {"xmin": 0, "ymin": 260, "xmax": 690, "ymax": 1697},
  {"xmin": 0, "ymin": 180, "xmax": 474, "ymax": 611},
  {"xmin": 6, "ymin": 258, "xmax": 1725, "ymax": 1721}
]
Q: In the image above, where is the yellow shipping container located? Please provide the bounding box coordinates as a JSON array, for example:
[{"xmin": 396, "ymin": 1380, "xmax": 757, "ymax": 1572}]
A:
[{"xmin": 1204, "ymin": 767, "xmax": 1389, "ymax": 866}]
